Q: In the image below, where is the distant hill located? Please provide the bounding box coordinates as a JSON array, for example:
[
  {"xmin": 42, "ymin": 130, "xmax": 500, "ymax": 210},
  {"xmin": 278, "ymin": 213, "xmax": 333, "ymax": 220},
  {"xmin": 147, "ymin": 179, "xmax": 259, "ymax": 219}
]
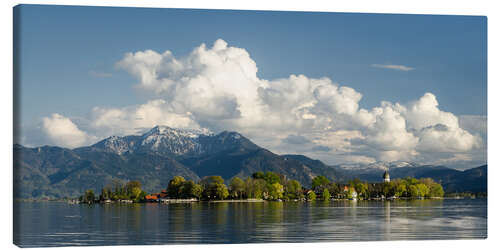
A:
[
  {"xmin": 13, "ymin": 126, "xmax": 487, "ymax": 199},
  {"xmin": 321, "ymin": 161, "xmax": 486, "ymax": 193},
  {"xmin": 14, "ymin": 144, "xmax": 199, "ymax": 199},
  {"xmin": 417, "ymin": 165, "xmax": 487, "ymax": 193}
]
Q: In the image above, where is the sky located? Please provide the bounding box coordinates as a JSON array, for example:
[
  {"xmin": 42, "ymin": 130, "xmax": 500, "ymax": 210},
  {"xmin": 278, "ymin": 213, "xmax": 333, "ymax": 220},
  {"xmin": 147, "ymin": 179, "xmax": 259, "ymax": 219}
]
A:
[{"xmin": 14, "ymin": 4, "xmax": 487, "ymax": 169}]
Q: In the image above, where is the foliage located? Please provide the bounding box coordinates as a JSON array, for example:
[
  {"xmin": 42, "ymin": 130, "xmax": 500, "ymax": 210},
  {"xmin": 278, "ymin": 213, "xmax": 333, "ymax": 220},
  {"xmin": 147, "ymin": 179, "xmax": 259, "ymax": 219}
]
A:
[
  {"xmin": 125, "ymin": 181, "xmax": 141, "ymax": 194},
  {"xmin": 284, "ymin": 180, "xmax": 303, "ymax": 200},
  {"xmin": 167, "ymin": 176, "xmax": 186, "ymax": 199},
  {"xmin": 322, "ymin": 188, "xmax": 331, "ymax": 200},
  {"xmin": 201, "ymin": 176, "xmax": 229, "ymax": 200},
  {"xmin": 180, "ymin": 180, "xmax": 203, "ymax": 199},
  {"xmin": 326, "ymin": 183, "xmax": 341, "ymax": 198},
  {"xmin": 81, "ymin": 171, "xmax": 445, "ymax": 203},
  {"xmin": 252, "ymin": 172, "xmax": 265, "ymax": 179},
  {"xmin": 267, "ymin": 183, "xmax": 284, "ymax": 200},
  {"xmin": 264, "ymin": 172, "xmax": 281, "ymax": 184},
  {"xmin": 99, "ymin": 186, "xmax": 112, "ymax": 200},
  {"xmin": 429, "ymin": 183, "xmax": 445, "ymax": 197},
  {"xmin": 93, "ymin": 180, "xmax": 147, "ymax": 202},
  {"xmin": 312, "ymin": 176, "xmax": 330, "ymax": 190},
  {"xmin": 80, "ymin": 189, "xmax": 95, "ymax": 204},
  {"xmin": 345, "ymin": 187, "xmax": 357, "ymax": 199},
  {"xmin": 307, "ymin": 190, "xmax": 316, "ymax": 201},
  {"xmin": 376, "ymin": 177, "xmax": 442, "ymax": 198},
  {"xmin": 394, "ymin": 180, "xmax": 407, "ymax": 197},
  {"xmin": 245, "ymin": 178, "xmax": 267, "ymax": 199},
  {"xmin": 351, "ymin": 179, "xmax": 368, "ymax": 199},
  {"xmin": 191, "ymin": 183, "xmax": 203, "ymax": 199},
  {"xmin": 229, "ymin": 177, "xmax": 246, "ymax": 199}
]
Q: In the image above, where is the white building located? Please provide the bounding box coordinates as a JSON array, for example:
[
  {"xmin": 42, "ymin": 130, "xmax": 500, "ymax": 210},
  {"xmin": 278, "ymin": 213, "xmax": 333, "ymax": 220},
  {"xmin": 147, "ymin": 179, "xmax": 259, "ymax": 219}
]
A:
[{"xmin": 383, "ymin": 170, "xmax": 390, "ymax": 183}]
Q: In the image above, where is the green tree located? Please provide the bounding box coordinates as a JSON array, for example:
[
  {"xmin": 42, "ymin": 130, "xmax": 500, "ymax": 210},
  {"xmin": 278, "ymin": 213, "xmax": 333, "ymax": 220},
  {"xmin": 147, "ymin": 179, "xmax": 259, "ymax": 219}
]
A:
[
  {"xmin": 214, "ymin": 183, "xmax": 229, "ymax": 199},
  {"xmin": 382, "ymin": 182, "xmax": 396, "ymax": 197},
  {"xmin": 428, "ymin": 183, "xmax": 444, "ymax": 197},
  {"xmin": 191, "ymin": 183, "xmax": 203, "ymax": 199},
  {"xmin": 312, "ymin": 176, "xmax": 331, "ymax": 190},
  {"xmin": 252, "ymin": 172, "xmax": 265, "ymax": 179},
  {"xmin": 285, "ymin": 179, "xmax": 303, "ymax": 200},
  {"xmin": 322, "ymin": 188, "xmax": 331, "ymax": 201},
  {"xmin": 200, "ymin": 176, "xmax": 225, "ymax": 186},
  {"xmin": 229, "ymin": 177, "xmax": 246, "ymax": 199},
  {"xmin": 126, "ymin": 181, "xmax": 141, "ymax": 194},
  {"xmin": 130, "ymin": 187, "xmax": 142, "ymax": 201},
  {"xmin": 416, "ymin": 183, "xmax": 429, "ymax": 198},
  {"xmin": 80, "ymin": 189, "xmax": 95, "ymax": 204},
  {"xmin": 201, "ymin": 176, "xmax": 229, "ymax": 200},
  {"xmin": 245, "ymin": 178, "xmax": 266, "ymax": 199},
  {"xmin": 408, "ymin": 184, "xmax": 419, "ymax": 197},
  {"xmin": 327, "ymin": 183, "xmax": 341, "ymax": 199},
  {"xmin": 354, "ymin": 182, "xmax": 368, "ymax": 199},
  {"xmin": 394, "ymin": 181, "xmax": 407, "ymax": 198},
  {"xmin": 419, "ymin": 178, "xmax": 435, "ymax": 188},
  {"xmin": 307, "ymin": 190, "xmax": 316, "ymax": 201},
  {"xmin": 99, "ymin": 186, "xmax": 112, "ymax": 201},
  {"xmin": 405, "ymin": 177, "xmax": 419, "ymax": 185},
  {"xmin": 168, "ymin": 176, "xmax": 186, "ymax": 198},
  {"xmin": 264, "ymin": 172, "xmax": 281, "ymax": 184},
  {"xmin": 112, "ymin": 179, "xmax": 125, "ymax": 199},
  {"xmin": 267, "ymin": 182, "xmax": 284, "ymax": 200},
  {"xmin": 180, "ymin": 180, "xmax": 202, "ymax": 199},
  {"xmin": 345, "ymin": 187, "xmax": 357, "ymax": 199}
]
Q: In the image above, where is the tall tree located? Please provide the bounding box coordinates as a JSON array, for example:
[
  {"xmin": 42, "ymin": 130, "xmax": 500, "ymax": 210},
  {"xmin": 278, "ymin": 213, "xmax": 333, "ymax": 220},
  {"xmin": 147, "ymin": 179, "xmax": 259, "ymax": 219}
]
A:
[
  {"xmin": 178, "ymin": 180, "xmax": 204, "ymax": 199},
  {"xmin": 267, "ymin": 182, "xmax": 284, "ymax": 200},
  {"xmin": 229, "ymin": 177, "xmax": 245, "ymax": 199},
  {"xmin": 264, "ymin": 172, "xmax": 280, "ymax": 184},
  {"xmin": 285, "ymin": 180, "xmax": 302, "ymax": 200},
  {"xmin": 201, "ymin": 176, "xmax": 229, "ymax": 200},
  {"xmin": 312, "ymin": 176, "xmax": 330, "ymax": 190},
  {"xmin": 307, "ymin": 190, "xmax": 316, "ymax": 201},
  {"xmin": 428, "ymin": 183, "xmax": 444, "ymax": 197},
  {"xmin": 168, "ymin": 176, "xmax": 186, "ymax": 198},
  {"xmin": 80, "ymin": 189, "xmax": 95, "ymax": 204},
  {"xmin": 322, "ymin": 188, "xmax": 331, "ymax": 201}
]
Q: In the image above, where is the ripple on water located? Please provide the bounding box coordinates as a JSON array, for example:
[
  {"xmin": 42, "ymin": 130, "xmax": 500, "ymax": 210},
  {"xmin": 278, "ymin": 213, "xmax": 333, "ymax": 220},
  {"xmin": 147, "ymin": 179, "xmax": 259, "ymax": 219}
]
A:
[{"xmin": 13, "ymin": 199, "xmax": 487, "ymax": 247}]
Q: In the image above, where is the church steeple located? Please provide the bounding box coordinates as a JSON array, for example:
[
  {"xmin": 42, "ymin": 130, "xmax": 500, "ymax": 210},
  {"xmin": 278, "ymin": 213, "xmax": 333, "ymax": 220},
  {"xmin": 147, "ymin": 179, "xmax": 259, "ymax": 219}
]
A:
[{"xmin": 383, "ymin": 170, "xmax": 390, "ymax": 183}]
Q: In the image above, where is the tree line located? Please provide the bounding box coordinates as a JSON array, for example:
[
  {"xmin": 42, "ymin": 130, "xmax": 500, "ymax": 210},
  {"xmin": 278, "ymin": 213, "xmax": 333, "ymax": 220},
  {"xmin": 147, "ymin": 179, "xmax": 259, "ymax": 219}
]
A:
[
  {"xmin": 78, "ymin": 172, "xmax": 444, "ymax": 203},
  {"xmin": 79, "ymin": 180, "xmax": 147, "ymax": 204},
  {"xmin": 310, "ymin": 176, "xmax": 444, "ymax": 200}
]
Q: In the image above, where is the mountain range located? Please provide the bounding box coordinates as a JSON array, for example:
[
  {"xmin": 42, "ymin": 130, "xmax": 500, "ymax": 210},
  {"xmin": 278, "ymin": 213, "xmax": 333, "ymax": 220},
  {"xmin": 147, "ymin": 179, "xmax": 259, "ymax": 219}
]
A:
[{"xmin": 13, "ymin": 126, "xmax": 487, "ymax": 199}]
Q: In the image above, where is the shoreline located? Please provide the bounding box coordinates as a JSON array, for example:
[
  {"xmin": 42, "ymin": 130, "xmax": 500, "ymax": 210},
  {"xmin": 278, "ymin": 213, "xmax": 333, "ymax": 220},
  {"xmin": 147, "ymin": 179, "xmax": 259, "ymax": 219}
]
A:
[
  {"xmin": 14, "ymin": 196, "xmax": 486, "ymax": 204},
  {"xmin": 207, "ymin": 199, "xmax": 265, "ymax": 203}
]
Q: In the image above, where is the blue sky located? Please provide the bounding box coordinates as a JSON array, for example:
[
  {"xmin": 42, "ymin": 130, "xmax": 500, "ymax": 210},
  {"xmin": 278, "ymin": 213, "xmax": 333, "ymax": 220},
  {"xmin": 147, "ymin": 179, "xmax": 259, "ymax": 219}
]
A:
[{"xmin": 15, "ymin": 5, "xmax": 487, "ymax": 168}]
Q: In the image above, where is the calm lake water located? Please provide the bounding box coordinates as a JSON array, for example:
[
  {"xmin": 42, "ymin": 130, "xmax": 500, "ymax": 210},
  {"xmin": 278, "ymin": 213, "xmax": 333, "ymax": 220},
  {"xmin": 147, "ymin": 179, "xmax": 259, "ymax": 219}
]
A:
[{"xmin": 14, "ymin": 199, "xmax": 487, "ymax": 247}]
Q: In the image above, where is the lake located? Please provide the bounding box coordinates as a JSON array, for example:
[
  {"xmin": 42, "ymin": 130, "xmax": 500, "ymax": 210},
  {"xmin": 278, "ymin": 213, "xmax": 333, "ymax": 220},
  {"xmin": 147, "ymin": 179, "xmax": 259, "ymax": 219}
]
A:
[{"xmin": 13, "ymin": 199, "xmax": 487, "ymax": 247}]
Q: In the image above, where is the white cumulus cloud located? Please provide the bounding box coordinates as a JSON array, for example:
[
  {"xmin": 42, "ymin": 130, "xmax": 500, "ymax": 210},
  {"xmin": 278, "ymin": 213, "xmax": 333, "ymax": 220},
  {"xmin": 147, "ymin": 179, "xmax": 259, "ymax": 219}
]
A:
[
  {"xmin": 33, "ymin": 39, "xmax": 484, "ymax": 168},
  {"xmin": 90, "ymin": 99, "xmax": 201, "ymax": 137},
  {"xmin": 42, "ymin": 113, "xmax": 93, "ymax": 148}
]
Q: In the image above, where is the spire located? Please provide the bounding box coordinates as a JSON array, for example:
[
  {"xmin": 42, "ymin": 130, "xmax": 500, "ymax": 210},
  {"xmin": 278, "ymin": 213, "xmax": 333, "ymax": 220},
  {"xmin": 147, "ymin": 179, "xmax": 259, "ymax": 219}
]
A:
[{"xmin": 383, "ymin": 170, "xmax": 390, "ymax": 183}]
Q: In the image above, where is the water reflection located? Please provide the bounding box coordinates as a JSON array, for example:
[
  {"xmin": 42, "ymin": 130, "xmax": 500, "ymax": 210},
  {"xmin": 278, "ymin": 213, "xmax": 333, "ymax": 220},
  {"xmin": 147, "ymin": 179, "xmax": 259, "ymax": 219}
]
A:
[
  {"xmin": 384, "ymin": 201, "xmax": 391, "ymax": 240},
  {"xmin": 14, "ymin": 199, "xmax": 487, "ymax": 247}
]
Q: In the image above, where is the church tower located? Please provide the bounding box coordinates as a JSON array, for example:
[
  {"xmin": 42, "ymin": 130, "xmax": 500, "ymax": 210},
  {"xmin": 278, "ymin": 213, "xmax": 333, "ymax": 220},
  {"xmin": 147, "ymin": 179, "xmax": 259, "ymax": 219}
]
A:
[{"xmin": 383, "ymin": 170, "xmax": 390, "ymax": 183}]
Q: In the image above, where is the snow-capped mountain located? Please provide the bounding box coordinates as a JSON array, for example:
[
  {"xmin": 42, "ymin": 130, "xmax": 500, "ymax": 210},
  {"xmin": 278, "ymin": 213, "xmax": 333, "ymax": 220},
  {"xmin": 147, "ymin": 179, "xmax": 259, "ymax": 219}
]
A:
[
  {"xmin": 138, "ymin": 125, "xmax": 213, "ymax": 156},
  {"xmin": 90, "ymin": 135, "xmax": 138, "ymax": 155},
  {"xmin": 83, "ymin": 125, "xmax": 252, "ymax": 158},
  {"xmin": 337, "ymin": 161, "xmax": 419, "ymax": 171}
]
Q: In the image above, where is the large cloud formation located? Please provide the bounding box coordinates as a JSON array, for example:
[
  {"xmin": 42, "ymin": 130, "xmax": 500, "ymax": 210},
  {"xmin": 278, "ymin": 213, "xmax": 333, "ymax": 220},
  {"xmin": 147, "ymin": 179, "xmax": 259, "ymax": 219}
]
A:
[
  {"xmin": 38, "ymin": 39, "xmax": 485, "ymax": 168},
  {"xmin": 41, "ymin": 113, "xmax": 94, "ymax": 148}
]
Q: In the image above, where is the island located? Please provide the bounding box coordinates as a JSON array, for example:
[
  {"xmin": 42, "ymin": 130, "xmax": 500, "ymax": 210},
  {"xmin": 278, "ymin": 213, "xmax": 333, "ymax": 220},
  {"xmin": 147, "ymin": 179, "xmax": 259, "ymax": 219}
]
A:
[{"xmin": 76, "ymin": 170, "xmax": 445, "ymax": 204}]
